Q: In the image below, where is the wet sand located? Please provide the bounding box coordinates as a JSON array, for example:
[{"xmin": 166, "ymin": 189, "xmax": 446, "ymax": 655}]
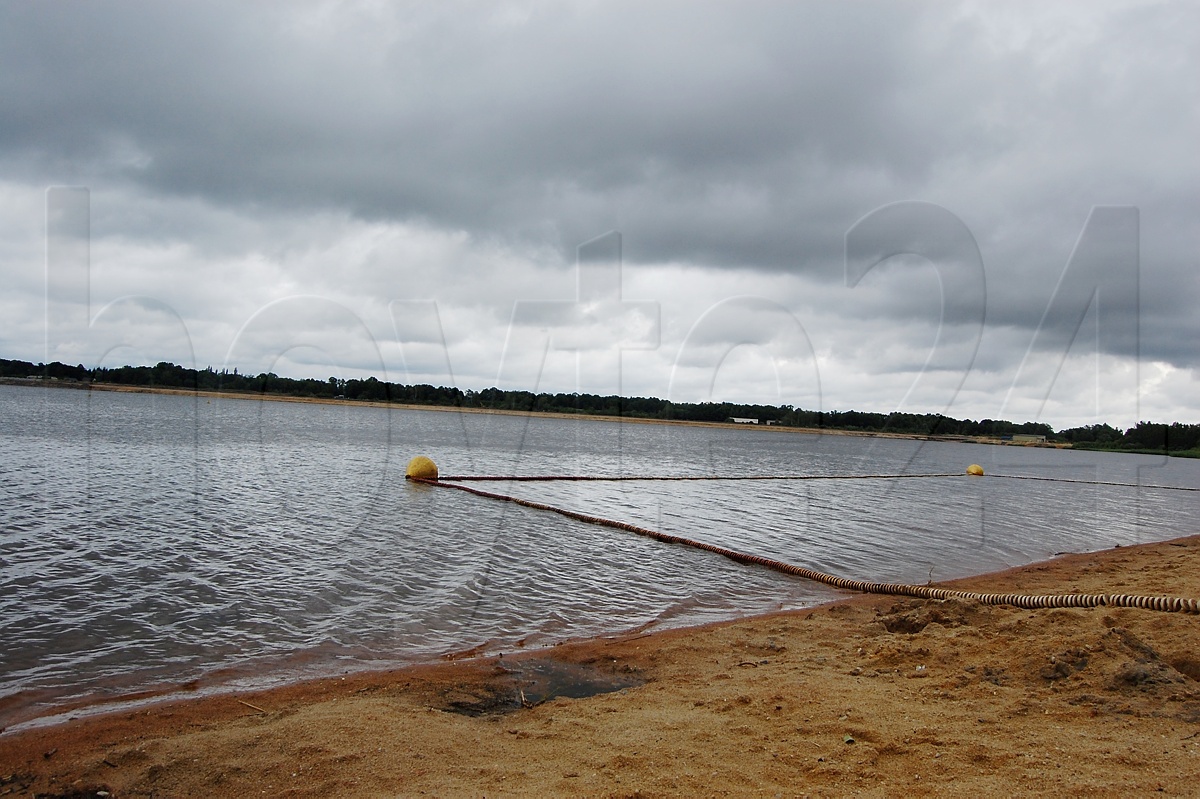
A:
[{"xmin": 3, "ymin": 534, "xmax": 1199, "ymax": 797}]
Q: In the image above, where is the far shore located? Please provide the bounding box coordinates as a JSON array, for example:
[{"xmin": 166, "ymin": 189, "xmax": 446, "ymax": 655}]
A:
[{"xmin": 4, "ymin": 376, "xmax": 1064, "ymax": 450}]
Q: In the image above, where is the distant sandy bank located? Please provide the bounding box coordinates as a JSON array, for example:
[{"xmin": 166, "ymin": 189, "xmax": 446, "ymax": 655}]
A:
[{"xmin": 15, "ymin": 379, "xmax": 1021, "ymax": 446}]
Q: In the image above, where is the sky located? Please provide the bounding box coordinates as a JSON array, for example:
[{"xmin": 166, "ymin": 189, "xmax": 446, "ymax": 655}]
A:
[{"xmin": 1, "ymin": 0, "xmax": 1197, "ymax": 430}]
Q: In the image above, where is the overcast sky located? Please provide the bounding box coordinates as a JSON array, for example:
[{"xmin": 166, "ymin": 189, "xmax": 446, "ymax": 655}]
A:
[{"xmin": 1, "ymin": 1, "xmax": 1196, "ymax": 429}]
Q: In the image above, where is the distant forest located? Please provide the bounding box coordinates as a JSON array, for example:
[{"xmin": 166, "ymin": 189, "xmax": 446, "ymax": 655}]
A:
[{"xmin": 4, "ymin": 357, "xmax": 1198, "ymax": 456}]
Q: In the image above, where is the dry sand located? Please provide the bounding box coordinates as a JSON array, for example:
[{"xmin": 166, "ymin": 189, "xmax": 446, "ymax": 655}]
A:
[{"xmin": 3, "ymin": 534, "xmax": 1199, "ymax": 797}]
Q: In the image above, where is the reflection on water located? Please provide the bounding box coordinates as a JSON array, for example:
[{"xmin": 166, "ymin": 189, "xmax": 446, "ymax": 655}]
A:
[{"xmin": 2, "ymin": 384, "xmax": 1198, "ymax": 728}]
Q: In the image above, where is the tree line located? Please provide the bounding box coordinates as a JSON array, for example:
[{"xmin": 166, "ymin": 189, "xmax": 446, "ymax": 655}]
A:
[{"xmin": 3, "ymin": 357, "xmax": 1197, "ymax": 455}]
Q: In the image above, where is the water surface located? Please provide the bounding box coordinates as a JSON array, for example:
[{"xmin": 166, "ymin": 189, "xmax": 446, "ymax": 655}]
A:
[{"xmin": 2, "ymin": 384, "xmax": 1198, "ymax": 729}]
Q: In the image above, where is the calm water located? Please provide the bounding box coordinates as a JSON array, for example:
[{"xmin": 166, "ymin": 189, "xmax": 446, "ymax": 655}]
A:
[{"xmin": 2, "ymin": 384, "xmax": 1199, "ymax": 730}]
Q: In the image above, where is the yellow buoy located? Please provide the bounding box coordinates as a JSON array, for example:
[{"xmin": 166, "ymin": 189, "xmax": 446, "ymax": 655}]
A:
[
  {"xmin": 406, "ymin": 456, "xmax": 439, "ymax": 481},
  {"xmin": 966, "ymin": 464, "xmax": 984, "ymax": 476}
]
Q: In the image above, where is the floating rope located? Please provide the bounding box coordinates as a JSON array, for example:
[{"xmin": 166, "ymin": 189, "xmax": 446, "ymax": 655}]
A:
[
  {"xmin": 990, "ymin": 473, "xmax": 1200, "ymax": 492},
  {"xmin": 438, "ymin": 472, "xmax": 1199, "ymax": 492},
  {"xmin": 437, "ymin": 472, "xmax": 960, "ymax": 482},
  {"xmin": 409, "ymin": 474, "xmax": 1200, "ymax": 615}
]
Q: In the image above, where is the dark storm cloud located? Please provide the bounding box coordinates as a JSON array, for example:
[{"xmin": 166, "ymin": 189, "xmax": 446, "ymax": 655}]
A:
[
  {"xmin": 0, "ymin": 3, "xmax": 967, "ymax": 263},
  {"xmin": 1, "ymin": 1, "xmax": 1197, "ymax": 381}
]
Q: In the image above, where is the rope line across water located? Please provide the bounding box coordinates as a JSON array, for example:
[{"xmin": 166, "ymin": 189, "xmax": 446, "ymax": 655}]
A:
[
  {"xmin": 410, "ymin": 475, "xmax": 1200, "ymax": 615},
  {"xmin": 437, "ymin": 473, "xmax": 960, "ymax": 482},
  {"xmin": 990, "ymin": 473, "xmax": 1200, "ymax": 492},
  {"xmin": 438, "ymin": 472, "xmax": 1198, "ymax": 492}
]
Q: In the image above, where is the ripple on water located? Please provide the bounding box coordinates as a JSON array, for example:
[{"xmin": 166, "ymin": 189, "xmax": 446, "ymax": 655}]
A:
[{"xmin": 2, "ymin": 385, "xmax": 1199, "ymax": 729}]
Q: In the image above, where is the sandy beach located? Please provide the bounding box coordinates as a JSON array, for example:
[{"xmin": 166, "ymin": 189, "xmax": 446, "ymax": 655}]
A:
[{"xmin": 2, "ymin": 533, "xmax": 1198, "ymax": 797}]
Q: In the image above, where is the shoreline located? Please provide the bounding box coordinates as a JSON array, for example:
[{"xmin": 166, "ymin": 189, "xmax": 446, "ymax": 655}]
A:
[
  {"xmin": 6, "ymin": 377, "xmax": 1060, "ymax": 448},
  {"xmin": 3, "ymin": 535, "xmax": 1199, "ymax": 795}
]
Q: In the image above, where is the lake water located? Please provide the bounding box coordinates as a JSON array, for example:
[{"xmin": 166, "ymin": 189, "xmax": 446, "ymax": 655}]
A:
[{"xmin": 2, "ymin": 383, "xmax": 1199, "ymax": 730}]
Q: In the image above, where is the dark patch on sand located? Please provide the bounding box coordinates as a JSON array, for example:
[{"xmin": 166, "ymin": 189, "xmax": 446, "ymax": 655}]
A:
[{"xmin": 439, "ymin": 657, "xmax": 643, "ymax": 716}]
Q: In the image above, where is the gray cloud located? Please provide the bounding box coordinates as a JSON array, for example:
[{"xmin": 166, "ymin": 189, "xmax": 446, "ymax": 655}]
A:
[{"xmin": 1, "ymin": 1, "xmax": 1197, "ymax": 425}]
